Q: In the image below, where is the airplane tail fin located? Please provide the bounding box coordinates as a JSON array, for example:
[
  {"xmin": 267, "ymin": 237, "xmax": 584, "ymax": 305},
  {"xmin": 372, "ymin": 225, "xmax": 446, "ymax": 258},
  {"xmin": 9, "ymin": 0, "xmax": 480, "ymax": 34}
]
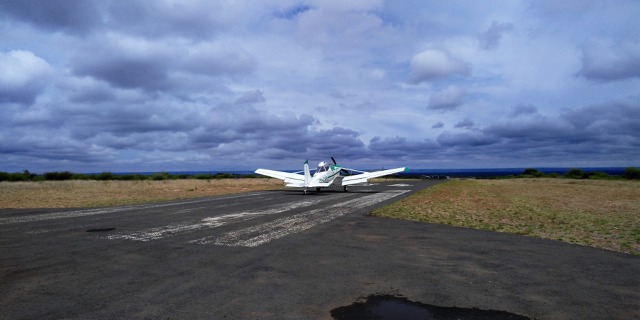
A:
[{"xmin": 303, "ymin": 160, "xmax": 311, "ymax": 186}]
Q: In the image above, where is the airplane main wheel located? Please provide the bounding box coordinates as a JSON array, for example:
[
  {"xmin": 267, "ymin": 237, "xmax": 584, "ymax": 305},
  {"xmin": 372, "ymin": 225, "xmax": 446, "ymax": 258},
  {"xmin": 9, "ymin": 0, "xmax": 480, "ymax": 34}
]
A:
[
  {"xmin": 316, "ymin": 187, "xmax": 321, "ymax": 192},
  {"xmin": 343, "ymin": 186, "xmax": 349, "ymax": 192}
]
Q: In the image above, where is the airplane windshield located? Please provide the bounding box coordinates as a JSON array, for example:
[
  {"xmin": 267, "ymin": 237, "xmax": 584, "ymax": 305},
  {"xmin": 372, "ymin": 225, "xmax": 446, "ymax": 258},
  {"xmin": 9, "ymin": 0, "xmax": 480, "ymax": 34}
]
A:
[{"xmin": 317, "ymin": 161, "xmax": 330, "ymax": 172}]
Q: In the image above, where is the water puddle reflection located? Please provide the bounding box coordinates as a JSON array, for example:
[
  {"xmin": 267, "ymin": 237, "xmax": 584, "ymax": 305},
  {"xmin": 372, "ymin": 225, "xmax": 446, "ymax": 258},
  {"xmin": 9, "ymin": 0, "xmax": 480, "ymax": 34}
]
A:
[{"xmin": 331, "ymin": 294, "xmax": 530, "ymax": 320}]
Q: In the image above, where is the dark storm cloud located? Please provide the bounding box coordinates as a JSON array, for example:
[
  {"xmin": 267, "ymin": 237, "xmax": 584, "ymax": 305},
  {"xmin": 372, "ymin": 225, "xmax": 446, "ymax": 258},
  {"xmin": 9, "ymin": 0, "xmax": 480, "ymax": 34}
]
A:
[
  {"xmin": 433, "ymin": 100, "xmax": 640, "ymax": 163},
  {"xmin": 578, "ymin": 40, "xmax": 640, "ymax": 81},
  {"xmin": 190, "ymin": 102, "xmax": 317, "ymax": 152},
  {"xmin": 369, "ymin": 136, "xmax": 438, "ymax": 158},
  {"xmin": 235, "ymin": 90, "xmax": 266, "ymax": 105},
  {"xmin": 73, "ymin": 54, "xmax": 173, "ymax": 91},
  {"xmin": 562, "ymin": 101, "xmax": 640, "ymax": 137},
  {"xmin": 70, "ymin": 35, "xmax": 256, "ymax": 92},
  {"xmin": 478, "ymin": 21, "xmax": 514, "ymax": 50},
  {"xmin": 508, "ymin": 104, "xmax": 538, "ymax": 118},
  {"xmin": 106, "ymin": 1, "xmax": 223, "ymax": 40},
  {"xmin": 359, "ymin": 99, "xmax": 639, "ymax": 166},
  {"xmin": 454, "ymin": 118, "xmax": 474, "ymax": 129},
  {"xmin": 0, "ymin": 0, "xmax": 226, "ymax": 40},
  {"xmin": 244, "ymin": 126, "xmax": 369, "ymax": 163},
  {"xmin": 437, "ymin": 131, "xmax": 498, "ymax": 147},
  {"xmin": 0, "ymin": 0, "xmax": 101, "ymax": 34},
  {"xmin": 0, "ymin": 124, "xmax": 113, "ymax": 164},
  {"xmin": 306, "ymin": 127, "xmax": 367, "ymax": 159}
]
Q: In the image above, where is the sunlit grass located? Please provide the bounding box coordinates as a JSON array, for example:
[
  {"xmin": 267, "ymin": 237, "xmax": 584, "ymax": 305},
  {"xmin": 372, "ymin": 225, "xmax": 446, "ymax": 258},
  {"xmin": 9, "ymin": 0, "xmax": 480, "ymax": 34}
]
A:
[
  {"xmin": 372, "ymin": 179, "xmax": 640, "ymax": 255},
  {"xmin": 0, "ymin": 179, "xmax": 283, "ymax": 208}
]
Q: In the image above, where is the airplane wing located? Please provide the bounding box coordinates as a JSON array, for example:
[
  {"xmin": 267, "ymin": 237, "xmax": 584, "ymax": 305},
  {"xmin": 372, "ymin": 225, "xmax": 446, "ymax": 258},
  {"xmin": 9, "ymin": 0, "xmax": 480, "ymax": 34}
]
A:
[
  {"xmin": 255, "ymin": 169, "xmax": 305, "ymax": 187},
  {"xmin": 341, "ymin": 167, "xmax": 408, "ymax": 186}
]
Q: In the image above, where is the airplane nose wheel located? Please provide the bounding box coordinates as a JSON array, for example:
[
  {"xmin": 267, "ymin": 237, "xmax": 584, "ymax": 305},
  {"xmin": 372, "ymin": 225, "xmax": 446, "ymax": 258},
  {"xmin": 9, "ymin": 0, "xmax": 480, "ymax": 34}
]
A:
[{"xmin": 303, "ymin": 189, "xmax": 307, "ymax": 195}]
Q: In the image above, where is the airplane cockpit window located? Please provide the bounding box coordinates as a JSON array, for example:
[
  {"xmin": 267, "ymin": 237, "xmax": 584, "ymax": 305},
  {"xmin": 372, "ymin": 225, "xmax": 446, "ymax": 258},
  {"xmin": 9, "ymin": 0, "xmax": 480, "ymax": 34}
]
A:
[{"xmin": 317, "ymin": 161, "xmax": 329, "ymax": 172}]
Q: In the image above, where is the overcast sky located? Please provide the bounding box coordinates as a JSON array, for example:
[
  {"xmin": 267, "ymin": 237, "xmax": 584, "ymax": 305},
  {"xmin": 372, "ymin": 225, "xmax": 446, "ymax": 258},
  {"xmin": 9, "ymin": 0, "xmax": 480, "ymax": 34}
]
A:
[{"xmin": 1, "ymin": 0, "xmax": 639, "ymax": 172}]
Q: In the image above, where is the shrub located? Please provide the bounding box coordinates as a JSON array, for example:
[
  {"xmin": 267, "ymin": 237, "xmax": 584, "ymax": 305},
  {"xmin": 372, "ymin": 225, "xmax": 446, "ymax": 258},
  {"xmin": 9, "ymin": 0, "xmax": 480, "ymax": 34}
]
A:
[
  {"xmin": 522, "ymin": 168, "xmax": 544, "ymax": 177},
  {"xmin": 586, "ymin": 171, "xmax": 611, "ymax": 180},
  {"xmin": 96, "ymin": 172, "xmax": 116, "ymax": 180},
  {"xmin": 564, "ymin": 168, "xmax": 585, "ymax": 179},
  {"xmin": 150, "ymin": 172, "xmax": 171, "ymax": 180},
  {"xmin": 623, "ymin": 167, "xmax": 640, "ymax": 180},
  {"xmin": 72, "ymin": 173, "xmax": 91, "ymax": 180},
  {"xmin": 195, "ymin": 173, "xmax": 214, "ymax": 180},
  {"xmin": 44, "ymin": 171, "xmax": 74, "ymax": 181}
]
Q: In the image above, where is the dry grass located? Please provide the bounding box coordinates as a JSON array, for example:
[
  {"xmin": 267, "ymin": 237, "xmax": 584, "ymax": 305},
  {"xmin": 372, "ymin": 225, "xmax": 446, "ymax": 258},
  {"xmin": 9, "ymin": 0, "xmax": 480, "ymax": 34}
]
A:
[
  {"xmin": 0, "ymin": 179, "xmax": 283, "ymax": 209},
  {"xmin": 372, "ymin": 179, "xmax": 640, "ymax": 255}
]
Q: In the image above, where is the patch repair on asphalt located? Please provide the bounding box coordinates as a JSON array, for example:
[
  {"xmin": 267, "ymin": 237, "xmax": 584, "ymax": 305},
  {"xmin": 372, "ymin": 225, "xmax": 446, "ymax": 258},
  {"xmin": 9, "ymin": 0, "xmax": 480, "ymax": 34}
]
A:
[{"xmin": 331, "ymin": 294, "xmax": 531, "ymax": 320}]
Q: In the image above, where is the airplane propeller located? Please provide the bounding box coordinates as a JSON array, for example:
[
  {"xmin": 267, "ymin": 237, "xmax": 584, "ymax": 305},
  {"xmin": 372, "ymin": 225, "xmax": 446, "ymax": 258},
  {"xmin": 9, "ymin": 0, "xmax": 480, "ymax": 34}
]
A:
[{"xmin": 331, "ymin": 157, "xmax": 351, "ymax": 176}]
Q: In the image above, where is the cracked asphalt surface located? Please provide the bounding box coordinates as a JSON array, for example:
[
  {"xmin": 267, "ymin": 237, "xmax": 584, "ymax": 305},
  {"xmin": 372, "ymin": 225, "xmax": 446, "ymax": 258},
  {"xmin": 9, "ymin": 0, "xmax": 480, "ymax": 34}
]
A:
[{"xmin": 1, "ymin": 181, "xmax": 638, "ymax": 319}]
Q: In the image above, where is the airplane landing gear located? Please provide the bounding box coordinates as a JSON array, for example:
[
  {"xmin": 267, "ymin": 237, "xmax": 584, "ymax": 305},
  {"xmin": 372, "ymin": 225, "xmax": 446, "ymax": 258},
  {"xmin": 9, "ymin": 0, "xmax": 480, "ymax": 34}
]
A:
[
  {"xmin": 303, "ymin": 189, "xmax": 308, "ymax": 195},
  {"xmin": 343, "ymin": 186, "xmax": 349, "ymax": 192}
]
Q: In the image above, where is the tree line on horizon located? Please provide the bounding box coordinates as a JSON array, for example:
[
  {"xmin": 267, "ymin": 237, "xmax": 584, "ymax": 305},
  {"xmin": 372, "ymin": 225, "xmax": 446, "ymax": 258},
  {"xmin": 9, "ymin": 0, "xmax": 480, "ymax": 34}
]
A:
[
  {"xmin": 0, "ymin": 167, "xmax": 639, "ymax": 182},
  {"xmin": 0, "ymin": 170, "xmax": 260, "ymax": 182}
]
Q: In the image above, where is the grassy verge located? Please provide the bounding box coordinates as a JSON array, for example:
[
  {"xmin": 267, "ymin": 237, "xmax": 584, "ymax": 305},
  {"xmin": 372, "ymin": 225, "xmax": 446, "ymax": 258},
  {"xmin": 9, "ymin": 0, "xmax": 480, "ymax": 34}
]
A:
[
  {"xmin": 0, "ymin": 179, "xmax": 283, "ymax": 209},
  {"xmin": 372, "ymin": 179, "xmax": 640, "ymax": 255}
]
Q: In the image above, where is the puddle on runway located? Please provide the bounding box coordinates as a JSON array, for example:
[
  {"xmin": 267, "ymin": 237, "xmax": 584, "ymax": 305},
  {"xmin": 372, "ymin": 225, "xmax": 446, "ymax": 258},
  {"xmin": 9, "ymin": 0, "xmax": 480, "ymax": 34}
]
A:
[{"xmin": 331, "ymin": 295, "xmax": 530, "ymax": 320}]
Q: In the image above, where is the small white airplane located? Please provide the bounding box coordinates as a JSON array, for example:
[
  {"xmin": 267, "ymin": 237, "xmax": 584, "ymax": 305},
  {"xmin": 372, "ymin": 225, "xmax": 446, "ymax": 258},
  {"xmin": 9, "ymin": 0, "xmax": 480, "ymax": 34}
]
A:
[{"xmin": 255, "ymin": 157, "xmax": 408, "ymax": 194}]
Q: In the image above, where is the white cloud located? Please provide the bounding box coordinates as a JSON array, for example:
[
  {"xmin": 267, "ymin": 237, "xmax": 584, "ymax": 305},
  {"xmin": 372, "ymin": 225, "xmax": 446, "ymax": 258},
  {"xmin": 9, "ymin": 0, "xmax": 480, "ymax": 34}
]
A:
[
  {"xmin": 0, "ymin": 50, "xmax": 52, "ymax": 103},
  {"xmin": 408, "ymin": 49, "xmax": 470, "ymax": 84}
]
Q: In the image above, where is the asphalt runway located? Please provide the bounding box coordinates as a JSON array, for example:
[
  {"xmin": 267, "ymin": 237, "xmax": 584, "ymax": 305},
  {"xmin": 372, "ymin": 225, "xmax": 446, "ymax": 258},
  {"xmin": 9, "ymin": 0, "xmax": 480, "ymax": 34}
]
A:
[{"xmin": 1, "ymin": 181, "xmax": 638, "ymax": 319}]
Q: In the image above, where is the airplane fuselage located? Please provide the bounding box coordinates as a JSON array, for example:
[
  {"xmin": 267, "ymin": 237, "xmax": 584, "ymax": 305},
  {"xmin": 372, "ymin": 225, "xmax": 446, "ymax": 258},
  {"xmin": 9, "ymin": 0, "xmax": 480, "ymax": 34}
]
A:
[{"xmin": 314, "ymin": 165, "xmax": 341, "ymax": 184}]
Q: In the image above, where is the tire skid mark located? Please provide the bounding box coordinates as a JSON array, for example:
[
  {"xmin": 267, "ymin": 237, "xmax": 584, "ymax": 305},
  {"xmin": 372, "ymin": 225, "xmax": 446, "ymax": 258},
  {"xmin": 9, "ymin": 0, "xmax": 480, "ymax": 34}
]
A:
[
  {"xmin": 22, "ymin": 206, "xmax": 209, "ymax": 235},
  {"xmin": 102, "ymin": 195, "xmax": 346, "ymax": 241},
  {"xmin": 0, "ymin": 192, "xmax": 270, "ymax": 225},
  {"xmin": 191, "ymin": 190, "xmax": 410, "ymax": 247}
]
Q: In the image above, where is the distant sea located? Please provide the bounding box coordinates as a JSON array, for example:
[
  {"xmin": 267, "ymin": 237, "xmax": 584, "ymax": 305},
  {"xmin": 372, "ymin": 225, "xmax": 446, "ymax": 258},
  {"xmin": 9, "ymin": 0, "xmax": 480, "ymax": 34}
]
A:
[{"xmin": 111, "ymin": 167, "xmax": 632, "ymax": 178}]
